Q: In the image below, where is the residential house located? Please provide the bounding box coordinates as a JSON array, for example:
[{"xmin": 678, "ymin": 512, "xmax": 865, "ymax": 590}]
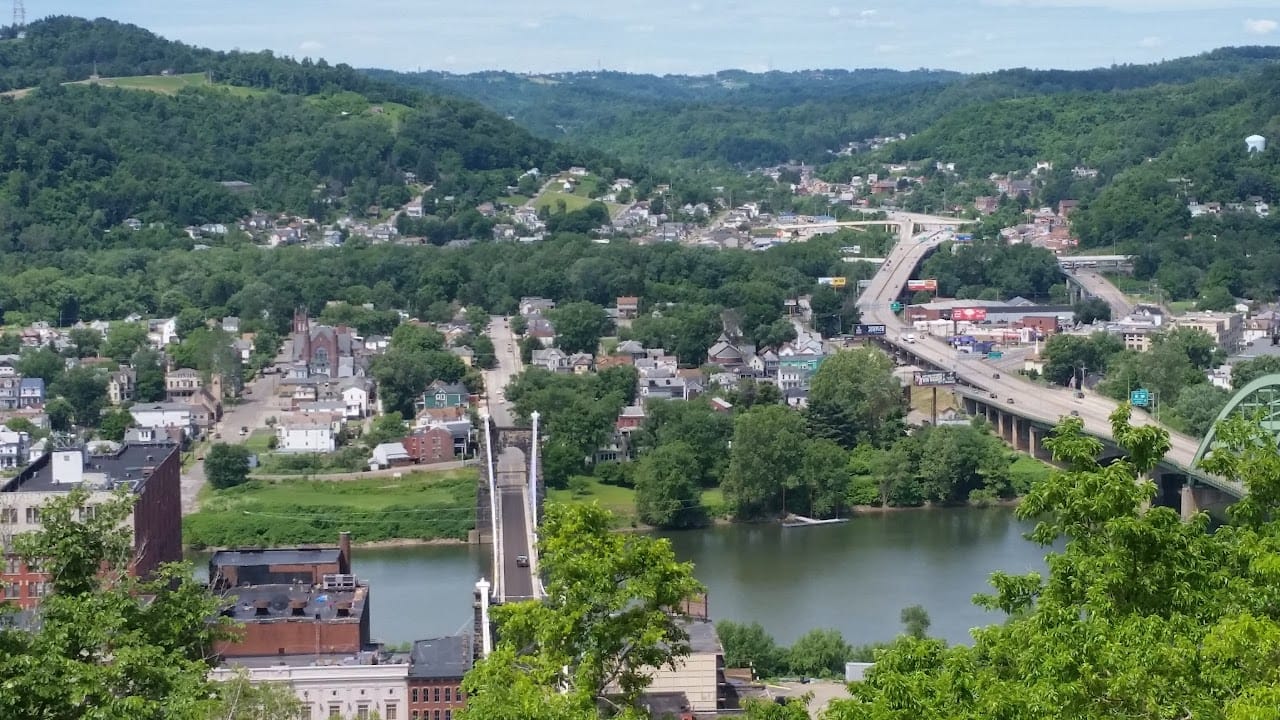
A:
[
  {"xmin": 569, "ymin": 353, "xmax": 594, "ymax": 375},
  {"xmin": 0, "ymin": 429, "xmax": 29, "ymax": 469},
  {"xmin": 421, "ymin": 381, "xmax": 470, "ymax": 411},
  {"xmin": 407, "ymin": 636, "xmax": 471, "ymax": 720},
  {"xmin": 519, "ymin": 297, "xmax": 556, "ymax": 317},
  {"xmin": 403, "ymin": 426, "xmax": 457, "ymax": 464},
  {"xmin": 341, "ymin": 382, "xmax": 371, "ymax": 419},
  {"xmin": 221, "ymin": 317, "xmax": 241, "ymax": 334},
  {"xmin": 530, "ymin": 348, "xmax": 569, "ymax": 373},
  {"xmin": 616, "ymin": 297, "xmax": 640, "ymax": 320},
  {"xmin": 706, "ymin": 335, "xmax": 749, "ymax": 368},
  {"xmin": 275, "ymin": 414, "xmax": 337, "ymax": 453},
  {"xmin": 107, "ymin": 368, "xmax": 136, "ymax": 405},
  {"xmin": 147, "ymin": 317, "xmax": 178, "ymax": 348},
  {"xmin": 129, "ymin": 403, "xmax": 197, "ymax": 439},
  {"xmin": 614, "ymin": 340, "xmax": 647, "ymax": 361},
  {"xmin": 525, "ymin": 316, "xmax": 557, "ymax": 348},
  {"xmin": 616, "ymin": 405, "xmax": 646, "ymax": 433},
  {"xmin": 450, "ymin": 345, "xmax": 475, "ymax": 367},
  {"xmin": 165, "ymin": 368, "xmax": 203, "ymax": 399},
  {"xmin": 16, "ymin": 378, "xmax": 43, "ymax": 409},
  {"xmin": 748, "ymin": 350, "xmax": 780, "ymax": 377}
]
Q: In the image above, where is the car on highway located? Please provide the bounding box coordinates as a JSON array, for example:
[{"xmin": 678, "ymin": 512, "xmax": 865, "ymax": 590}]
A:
[
  {"xmin": 989, "ymin": 392, "xmax": 998, "ymax": 399},
  {"xmin": 1075, "ymin": 391, "xmax": 1085, "ymax": 399},
  {"xmin": 1070, "ymin": 410, "xmax": 1080, "ymax": 416},
  {"xmin": 516, "ymin": 555, "xmax": 529, "ymax": 567},
  {"xmin": 992, "ymin": 372, "xmax": 1000, "ymax": 379},
  {"xmin": 1007, "ymin": 398, "xmax": 1016, "ymax": 404}
]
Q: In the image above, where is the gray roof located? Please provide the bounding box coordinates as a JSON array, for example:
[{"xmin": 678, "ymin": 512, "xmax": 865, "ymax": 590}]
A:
[
  {"xmin": 1, "ymin": 442, "xmax": 178, "ymax": 494},
  {"xmin": 219, "ymin": 583, "xmax": 367, "ymax": 624},
  {"xmin": 409, "ymin": 635, "xmax": 472, "ymax": 679},
  {"xmin": 211, "ymin": 547, "xmax": 340, "ymax": 568},
  {"xmin": 684, "ymin": 620, "xmax": 723, "ymax": 654}
]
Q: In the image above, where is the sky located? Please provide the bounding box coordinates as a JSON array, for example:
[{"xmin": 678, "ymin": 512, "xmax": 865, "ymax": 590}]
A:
[{"xmin": 28, "ymin": 0, "xmax": 1280, "ymax": 75}]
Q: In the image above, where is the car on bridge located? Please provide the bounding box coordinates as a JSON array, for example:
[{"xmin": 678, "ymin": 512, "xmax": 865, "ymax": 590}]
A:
[{"xmin": 516, "ymin": 555, "xmax": 529, "ymax": 567}]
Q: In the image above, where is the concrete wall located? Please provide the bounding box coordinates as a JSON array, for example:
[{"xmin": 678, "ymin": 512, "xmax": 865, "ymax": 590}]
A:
[{"xmin": 640, "ymin": 652, "xmax": 721, "ymax": 713}]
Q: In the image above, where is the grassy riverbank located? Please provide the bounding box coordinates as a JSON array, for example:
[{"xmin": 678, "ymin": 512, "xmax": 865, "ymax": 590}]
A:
[{"xmin": 183, "ymin": 469, "xmax": 477, "ymax": 549}]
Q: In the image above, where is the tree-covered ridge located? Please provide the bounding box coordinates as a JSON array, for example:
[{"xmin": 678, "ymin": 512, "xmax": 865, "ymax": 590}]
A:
[{"xmin": 371, "ymin": 47, "xmax": 1280, "ymax": 166}]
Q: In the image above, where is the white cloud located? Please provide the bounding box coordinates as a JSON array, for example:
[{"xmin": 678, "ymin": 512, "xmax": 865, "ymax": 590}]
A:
[
  {"xmin": 949, "ymin": 47, "xmax": 977, "ymax": 58},
  {"xmin": 874, "ymin": 43, "xmax": 899, "ymax": 53},
  {"xmin": 1138, "ymin": 35, "xmax": 1163, "ymax": 47},
  {"xmin": 298, "ymin": 40, "xmax": 324, "ymax": 51},
  {"xmin": 860, "ymin": 8, "xmax": 878, "ymax": 17},
  {"xmin": 1244, "ymin": 18, "xmax": 1278, "ymax": 35}
]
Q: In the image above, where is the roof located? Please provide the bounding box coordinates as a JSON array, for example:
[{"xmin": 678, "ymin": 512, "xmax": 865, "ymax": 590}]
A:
[
  {"xmin": 219, "ymin": 584, "xmax": 367, "ymax": 624},
  {"xmin": 211, "ymin": 547, "xmax": 341, "ymax": 568},
  {"xmin": 409, "ymin": 635, "xmax": 472, "ymax": 679},
  {"xmin": 684, "ymin": 620, "xmax": 723, "ymax": 654},
  {"xmin": 1, "ymin": 442, "xmax": 178, "ymax": 494}
]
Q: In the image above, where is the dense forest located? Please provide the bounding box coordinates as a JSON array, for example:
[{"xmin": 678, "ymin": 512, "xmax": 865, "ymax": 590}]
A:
[
  {"xmin": 372, "ymin": 48, "xmax": 1280, "ymax": 167},
  {"xmin": 0, "ymin": 17, "xmax": 637, "ymax": 245}
]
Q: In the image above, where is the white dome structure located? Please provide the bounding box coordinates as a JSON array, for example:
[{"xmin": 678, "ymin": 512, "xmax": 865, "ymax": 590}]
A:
[{"xmin": 1247, "ymin": 134, "xmax": 1267, "ymax": 153}]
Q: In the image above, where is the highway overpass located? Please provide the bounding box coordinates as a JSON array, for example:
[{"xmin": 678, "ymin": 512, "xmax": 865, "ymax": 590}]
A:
[{"xmin": 857, "ymin": 225, "xmax": 1243, "ymax": 517}]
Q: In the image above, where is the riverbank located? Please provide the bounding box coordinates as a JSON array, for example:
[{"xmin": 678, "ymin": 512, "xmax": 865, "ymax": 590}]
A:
[{"xmin": 187, "ymin": 536, "xmax": 469, "ymax": 553}]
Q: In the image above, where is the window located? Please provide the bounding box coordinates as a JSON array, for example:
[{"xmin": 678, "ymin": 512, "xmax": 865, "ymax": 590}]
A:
[
  {"xmin": 4, "ymin": 556, "xmax": 18, "ymax": 574},
  {"xmin": 385, "ymin": 704, "xmax": 398, "ymax": 720},
  {"xmin": 433, "ymin": 688, "xmax": 440, "ymax": 703},
  {"xmin": 24, "ymin": 507, "xmax": 39, "ymax": 524},
  {"xmin": 412, "ymin": 688, "xmax": 419, "ymax": 703},
  {"xmin": 434, "ymin": 711, "xmax": 441, "ymax": 720},
  {"xmin": 444, "ymin": 688, "xmax": 451, "ymax": 703},
  {"xmin": 78, "ymin": 505, "xmax": 96, "ymax": 521},
  {"xmin": 412, "ymin": 712, "xmax": 420, "ymax": 720},
  {"xmin": 444, "ymin": 711, "xmax": 452, "ymax": 720},
  {"xmin": 357, "ymin": 703, "xmax": 370, "ymax": 719},
  {"xmin": 0, "ymin": 508, "xmax": 15, "ymax": 524},
  {"xmin": 3, "ymin": 583, "xmax": 17, "ymax": 599},
  {"xmin": 456, "ymin": 688, "xmax": 464, "ymax": 701},
  {"xmin": 328, "ymin": 704, "xmax": 341, "ymax": 719}
]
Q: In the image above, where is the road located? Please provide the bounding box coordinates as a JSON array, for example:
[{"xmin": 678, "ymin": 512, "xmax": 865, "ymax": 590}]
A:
[
  {"xmin": 496, "ymin": 447, "xmax": 535, "ymax": 600},
  {"xmin": 858, "ymin": 218, "xmax": 1210, "ymax": 480},
  {"xmin": 1065, "ymin": 269, "xmax": 1134, "ymax": 317},
  {"xmin": 179, "ymin": 342, "xmax": 290, "ymax": 514},
  {"xmin": 481, "ymin": 316, "xmax": 523, "ymax": 427}
]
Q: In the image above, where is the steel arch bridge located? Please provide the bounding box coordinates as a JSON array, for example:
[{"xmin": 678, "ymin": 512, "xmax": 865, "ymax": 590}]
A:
[{"xmin": 1192, "ymin": 374, "xmax": 1280, "ymax": 469}]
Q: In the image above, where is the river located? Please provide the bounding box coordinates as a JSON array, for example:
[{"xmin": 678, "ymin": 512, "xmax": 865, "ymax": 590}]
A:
[{"xmin": 191, "ymin": 506, "xmax": 1054, "ymax": 648}]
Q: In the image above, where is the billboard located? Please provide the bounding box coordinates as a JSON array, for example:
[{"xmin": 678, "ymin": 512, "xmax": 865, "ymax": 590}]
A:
[
  {"xmin": 852, "ymin": 324, "xmax": 887, "ymax": 336},
  {"xmin": 840, "ymin": 245, "xmax": 862, "ymax": 255},
  {"xmin": 913, "ymin": 370, "xmax": 958, "ymax": 387},
  {"xmin": 952, "ymin": 307, "xmax": 988, "ymax": 322},
  {"xmin": 818, "ymin": 277, "xmax": 848, "ymax": 288},
  {"xmin": 906, "ymin": 279, "xmax": 938, "ymax": 292}
]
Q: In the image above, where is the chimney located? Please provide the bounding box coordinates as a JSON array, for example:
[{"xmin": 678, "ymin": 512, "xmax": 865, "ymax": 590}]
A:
[
  {"xmin": 253, "ymin": 599, "xmax": 271, "ymax": 617},
  {"xmin": 289, "ymin": 599, "xmax": 307, "ymax": 617},
  {"xmin": 338, "ymin": 531, "xmax": 352, "ymax": 574},
  {"xmin": 335, "ymin": 601, "xmax": 351, "ymax": 618}
]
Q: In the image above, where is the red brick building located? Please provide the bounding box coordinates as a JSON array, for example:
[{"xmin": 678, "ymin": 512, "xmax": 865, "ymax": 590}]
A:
[
  {"xmin": 403, "ymin": 427, "xmax": 457, "ymax": 464},
  {"xmin": 0, "ymin": 443, "xmax": 182, "ymax": 609},
  {"xmin": 211, "ymin": 533, "xmax": 373, "ymax": 659},
  {"xmin": 408, "ymin": 635, "xmax": 471, "ymax": 720}
]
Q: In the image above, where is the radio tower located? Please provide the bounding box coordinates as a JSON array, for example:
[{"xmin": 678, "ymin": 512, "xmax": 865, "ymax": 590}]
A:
[{"xmin": 12, "ymin": 0, "xmax": 25, "ymax": 34}]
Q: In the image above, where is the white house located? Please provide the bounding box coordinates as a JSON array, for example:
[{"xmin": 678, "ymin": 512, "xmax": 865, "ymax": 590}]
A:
[
  {"xmin": 146, "ymin": 318, "xmax": 179, "ymax": 349},
  {"xmin": 276, "ymin": 414, "xmax": 337, "ymax": 453},
  {"xmin": 0, "ymin": 429, "xmax": 29, "ymax": 469},
  {"xmin": 129, "ymin": 403, "xmax": 196, "ymax": 438},
  {"xmin": 342, "ymin": 385, "xmax": 369, "ymax": 419},
  {"xmin": 369, "ymin": 442, "xmax": 410, "ymax": 470},
  {"xmin": 209, "ymin": 659, "xmax": 410, "ymax": 720}
]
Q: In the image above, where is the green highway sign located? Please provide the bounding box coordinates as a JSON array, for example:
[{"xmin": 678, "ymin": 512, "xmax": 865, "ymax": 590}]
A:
[
  {"xmin": 1130, "ymin": 389, "xmax": 1150, "ymax": 407},
  {"xmin": 890, "ymin": 301, "xmax": 903, "ymax": 312}
]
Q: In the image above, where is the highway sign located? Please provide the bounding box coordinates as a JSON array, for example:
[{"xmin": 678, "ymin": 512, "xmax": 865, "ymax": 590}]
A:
[
  {"xmin": 987, "ymin": 351, "xmax": 1003, "ymax": 360},
  {"xmin": 913, "ymin": 370, "xmax": 958, "ymax": 387},
  {"xmin": 890, "ymin": 301, "xmax": 903, "ymax": 312},
  {"xmin": 852, "ymin": 324, "xmax": 887, "ymax": 336},
  {"xmin": 1130, "ymin": 389, "xmax": 1150, "ymax": 407}
]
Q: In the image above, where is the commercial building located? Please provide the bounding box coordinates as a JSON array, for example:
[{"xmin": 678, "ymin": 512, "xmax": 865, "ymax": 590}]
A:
[
  {"xmin": 0, "ymin": 442, "xmax": 182, "ymax": 609},
  {"xmin": 210, "ymin": 654, "xmax": 410, "ymax": 720},
  {"xmin": 408, "ymin": 635, "xmax": 471, "ymax": 720}
]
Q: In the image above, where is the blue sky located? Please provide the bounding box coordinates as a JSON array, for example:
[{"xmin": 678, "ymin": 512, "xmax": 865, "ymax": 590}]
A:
[{"xmin": 31, "ymin": 0, "xmax": 1280, "ymax": 74}]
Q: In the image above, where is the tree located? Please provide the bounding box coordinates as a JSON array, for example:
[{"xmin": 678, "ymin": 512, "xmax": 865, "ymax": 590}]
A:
[
  {"xmin": 1230, "ymin": 355, "xmax": 1280, "ymax": 390},
  {"xmin": 0, "ymin": 487, "xmax": 228, "ymax": 719},
  {"xmin": 509, "ymin": 314, "xmax": 528, "ymax": 336},
  {"xmin": 98, "ymin": 409, "xmax": 135, "ymax": 442},
  {"xmin": 464, "ymin": 504, "xmax": 703, "ymax": 716},
  {"xmin": 52, "ymin": 365, "xmax": 108, "ymax": 427},
  {"xmin": 796, "ymin": 439, "xmax": 850, "ymax": 518},
  {"xmin": 1168, "ymin": 383, "xmax": 1229, "ymax": 437},
  {"xmin": 633, "ymin": 399, "xmax": 733, "ymax": 488},
  {"xmin": 364, "ymin": 411, "xmax": 408, "ymax": 448},
  {"xmin": 133, "ymin": 349, "xmax": 167, "ymax": 402},
  {"xmin": 723, "ymin": 405, "xmax": 807, "ymax": 520},
  {"xmin": 45, "ymin": 397, "xmax": 73, "ymax": 431},
  {"xmin": 634, "ymin": 441, "xmax": 708, "ymax": 529},
  {"xmin": 206, "ymin": 443, "xmax": 252, "ymax": 490},
  {"xmin": 786, "ymin": 629, "xmax": 851, "ymax": 678},
  {"xmin": 806, "ymin": 348, "xmax": 904, "ymax": 449},
  {"xmin": 899, "ymin": 605, "xmax": 931, "ymax": 640},
  {"xmin": 549, "ymin": 301, "xmax": 610, "ymax": 355},
  {"xmin": 67, "ymin": 327, "xmax": 103, "ymax": 358},
  {"xmin": 209, "ymin": 672, "xmax": 304, "ymax": 720},
  {"xmin": 17, "ymin": 346, "xmax": 65, "ymax": 386},
  {"xmin": 717, "ymin": 621, "xmax": 786, "ymax": 678},
  {"xmin": 914, "ymin": 423, "xmax": 1013, "ymax": 504},
  {"xmin": 1071, "ymin": 297, "xmax": 1111, "ymax": 324},
  {"xmin": 102, "ymin": 322, "xmax": 151, "ymax": 361}
]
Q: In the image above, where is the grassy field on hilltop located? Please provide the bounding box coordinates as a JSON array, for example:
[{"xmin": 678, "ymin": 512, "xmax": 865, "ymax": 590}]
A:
[{"xmin": 184, "ymin": 469, "xmax": 477, "ymax": 548}]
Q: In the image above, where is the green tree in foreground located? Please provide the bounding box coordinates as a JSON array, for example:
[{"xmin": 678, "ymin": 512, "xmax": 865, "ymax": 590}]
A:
[
  {"xmin": 0, "ymin": 488, "xmax": 229, "ymax": 719},
  {"xmin": 827, "ymin": 407, "xmax": 1280, "ymax": 720},
  {"xmin": 206, "ymin": 443, "xmax": 253, "ymax": 489},
  {"xmin": 461, "ymin": 503, "xmax": 704, "ymax": 719}
]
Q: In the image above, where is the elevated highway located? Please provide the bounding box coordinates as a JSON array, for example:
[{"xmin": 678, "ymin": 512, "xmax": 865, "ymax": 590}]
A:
[{"xmin": 857, "ymin": 227, "xmax": 1245, "ymax": 511}]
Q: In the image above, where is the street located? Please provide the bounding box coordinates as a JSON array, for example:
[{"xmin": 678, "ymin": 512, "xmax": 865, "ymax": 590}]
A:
[
  {"xmin": 179, "ymin": 341, "xmax": 290, "ymax": 514},
  {"xmin": 1065, "ymin": 269, "xmax": 1134, "ymax": 317},
  {"xmin": 481, "ymin": 315, "xmax": 523, "ymax": 427}
]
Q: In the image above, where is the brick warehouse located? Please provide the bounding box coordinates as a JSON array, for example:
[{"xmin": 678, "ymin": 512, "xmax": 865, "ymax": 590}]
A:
[
  {"xmin": 0, "ymin": 443, "xmax": 182, "ymax": 609},
  {"xmin": 212, "ymin": 533, "xmax": 373, "ymax": 658}
]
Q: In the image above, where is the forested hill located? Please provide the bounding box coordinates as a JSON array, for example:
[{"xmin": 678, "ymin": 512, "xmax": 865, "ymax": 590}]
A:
[
  {"xmin": 368, "ymin": 47, "xmax": 1280, "ymax": 166},
  {"xmin": 0, "ymin": 17, "xmax": 623, "ymax": 247}
]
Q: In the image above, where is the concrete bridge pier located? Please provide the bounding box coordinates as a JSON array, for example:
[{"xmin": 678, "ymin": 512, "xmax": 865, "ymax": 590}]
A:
[{"xmin": 1180, "ymin": 480, "xmax": 1234, "ymax": 521}]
